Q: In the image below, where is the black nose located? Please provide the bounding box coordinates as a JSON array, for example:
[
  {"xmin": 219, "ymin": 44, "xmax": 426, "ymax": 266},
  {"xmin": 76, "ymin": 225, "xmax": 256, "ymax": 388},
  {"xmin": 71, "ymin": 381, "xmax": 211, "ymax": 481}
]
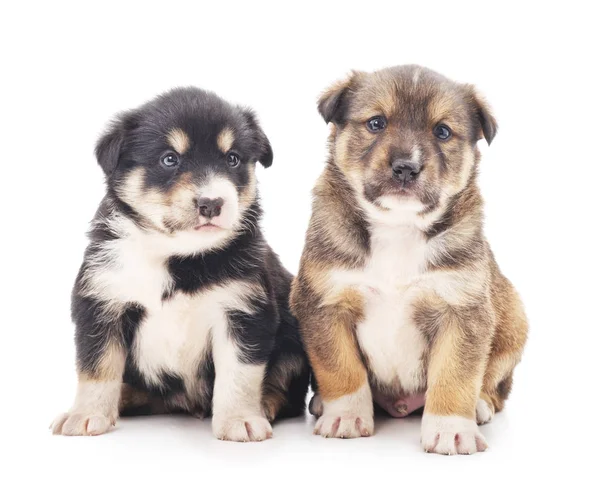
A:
[
  {"xmin": 391, "ymin": 159, "xmax": 421, "ymax": 182},
  {"xmin": 197, "ymin": 197, "xmax": 224, "ymax": 219}
]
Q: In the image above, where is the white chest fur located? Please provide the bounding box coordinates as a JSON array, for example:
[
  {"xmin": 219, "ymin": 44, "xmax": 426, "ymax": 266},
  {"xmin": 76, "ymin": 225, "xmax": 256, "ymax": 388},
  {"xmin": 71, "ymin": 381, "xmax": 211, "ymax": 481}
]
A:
[
  {"xmin": 132, "ymin": 281, "xmax": 257, "ymax": 394},
  {"xmin": 134, "ymin": 286, "xmax": 241, "ymax": 391},
  {"xmin": 331, "ymin": 222, "xmax": 429, "ymax": 393},
  {"xmin": 82, "ymin": 219, "xmax": 256, "ymax": 393}
]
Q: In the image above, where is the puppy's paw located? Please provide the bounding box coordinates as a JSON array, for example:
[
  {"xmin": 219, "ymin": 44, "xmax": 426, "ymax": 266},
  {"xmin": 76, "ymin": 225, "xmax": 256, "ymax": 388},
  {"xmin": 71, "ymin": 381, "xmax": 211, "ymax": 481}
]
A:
[
  {"xmin": 308, "ymin": 393, "xmax": 323, "ymax": 417},
  {"xmin": 213, "ymin": 415, "xmax": 273, "ymax": 442},
  {"xmin": 51, "ymin": 411, "xmax": 115, "ymax": 436},
  {"xmin": 421, "ymin": 414, "xmax": 487, "ymax": 455},
  {"xmin": 314, "ymin": 412, "xmax": 373, "ymax": 438},
  {"xmin": 313, "ymin": 384, "xmax": 374, "ymax": 439},
  {"xmin": 476, "ymin": 398, "xmax": 494, "ymax": 425}
]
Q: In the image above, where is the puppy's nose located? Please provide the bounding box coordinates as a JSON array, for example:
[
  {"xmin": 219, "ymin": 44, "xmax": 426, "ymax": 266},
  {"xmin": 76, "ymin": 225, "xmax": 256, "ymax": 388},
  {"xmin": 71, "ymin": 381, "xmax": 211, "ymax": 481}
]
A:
[
  {"xmin": 197, "ymin": 197, "xmax": 224, "ymax": 219},
  {"xmin": 391, "ymin": 159, "xmax": 421, "ymax": 182}
]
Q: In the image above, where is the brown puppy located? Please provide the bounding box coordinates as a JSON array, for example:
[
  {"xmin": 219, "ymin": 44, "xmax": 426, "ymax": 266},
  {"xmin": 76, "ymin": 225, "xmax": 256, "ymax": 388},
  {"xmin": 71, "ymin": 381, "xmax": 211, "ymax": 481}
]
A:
[{"xmin": 290, "ymin": 65, "xmax": 528, "ymax": 455}]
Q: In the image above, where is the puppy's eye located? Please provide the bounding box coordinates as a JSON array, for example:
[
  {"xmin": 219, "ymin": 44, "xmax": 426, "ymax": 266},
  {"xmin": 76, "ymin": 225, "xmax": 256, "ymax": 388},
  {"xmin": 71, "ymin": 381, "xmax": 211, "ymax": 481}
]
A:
[
  {"xmin": 366, "ymin": 116, "xmax": 387, "ymax": 133},
  {"xmin": 227, "ymin": 152, "xmax": 241, "ymax": 168},
  {"xmin": 161, "ymin": 152, "xmax": 180, "ymax": 168},
  {"xmin": 433, "ymin": 124, "xmax": 452, "ymax": 140}
]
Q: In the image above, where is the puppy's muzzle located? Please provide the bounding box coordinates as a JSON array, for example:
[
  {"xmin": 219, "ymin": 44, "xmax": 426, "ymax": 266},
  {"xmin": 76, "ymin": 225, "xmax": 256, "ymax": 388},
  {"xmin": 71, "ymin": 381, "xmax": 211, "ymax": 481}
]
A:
[
  {"xmin": 197, "ymin": 197, "xmax": 224, "ymax": 219},
  {"xmin": 392, "ymin": 159, "xmax": 421, "ymax": 183}
]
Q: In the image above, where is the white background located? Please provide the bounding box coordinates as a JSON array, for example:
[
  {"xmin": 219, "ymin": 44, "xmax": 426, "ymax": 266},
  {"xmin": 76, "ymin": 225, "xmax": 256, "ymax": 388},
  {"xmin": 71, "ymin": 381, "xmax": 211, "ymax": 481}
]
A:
[{"xmin": 1, "ymin": 1, "xmax": 598, "ymax": 480}]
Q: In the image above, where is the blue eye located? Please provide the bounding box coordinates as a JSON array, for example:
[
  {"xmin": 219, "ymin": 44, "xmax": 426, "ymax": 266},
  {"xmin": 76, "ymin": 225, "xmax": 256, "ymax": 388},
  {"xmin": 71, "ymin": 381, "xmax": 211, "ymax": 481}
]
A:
[
  {"xmin": 366, "ymin": 116, "xmax": 387, "ymax": 132},
  {"xmin": 433, "ymin": 124, "xmax": 452, "ymax": 140},
  {"xmin": 161, "ymin": 152, "xmax": 179, "ymax": 167}
]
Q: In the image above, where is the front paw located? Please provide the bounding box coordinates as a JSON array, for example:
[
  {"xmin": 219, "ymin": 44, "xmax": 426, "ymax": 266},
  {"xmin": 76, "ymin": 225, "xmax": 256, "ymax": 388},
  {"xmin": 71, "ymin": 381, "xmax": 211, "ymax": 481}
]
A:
[
  {"xmin": 421, "ymin": 414, "xmax": 487, "ymax": 455},
  {"xmin": 313, "ymin": 384, "xmax": 374, "ymax": 439},
  {"xmin": 314, "ymin": 412, "xmax": 374, "ymax": 438},
  {"xmin": 476, "ymin": 398, "xmax": 494, "ymax": 425},
  {"xmin": 51, "ymin": 411, "xmax": 115, "ymax": 436},
  {"xmin": 212, "ymin": 415, "xmax": 273, "ymax": 442}
]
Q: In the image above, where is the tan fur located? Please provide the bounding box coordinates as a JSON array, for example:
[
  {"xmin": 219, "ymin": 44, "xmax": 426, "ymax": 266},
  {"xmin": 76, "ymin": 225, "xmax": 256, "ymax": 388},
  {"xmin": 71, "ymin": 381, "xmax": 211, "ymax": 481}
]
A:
[
  {"xmin": 79, "ymin": 340, "xmax": 125, "ymax": 382},
  {"xmin": 217, "ymin": 127, "xmax": 234, "ymax": 153},
  {"xmin": 262, "ymin": 389, "xmax": 287, "ymax": 422},
  {"xmin": 307, "ymin": 318, "xmax": 367, "ymax": 401},
  {"xmin": 238, "ymin": 166, "xmax": 257, "ymax": 211},
  {"xmin": 424, "ymin": 304, "xmax": 493, "ymax": 418},
  {"xmin": 116, "ymin": 168, "xmax": 168, "ymax": 231},
  {"xmin": 117, "ymin": 168, "xmax": 200, "ymax": 232},
  {"xmin": 292, "ymin": 65, "xmax": 528, "ymax": 436},
  {"xmin": 261, "ymin": 354, "xmax": 306, "ymax": 421},
  {"xmin": 167, "ymin": 128, "xmax": 190, "ymax": 154},
  {"xmin": 292, "ymin": 277, "xmax": 367, "ymax": 401}
]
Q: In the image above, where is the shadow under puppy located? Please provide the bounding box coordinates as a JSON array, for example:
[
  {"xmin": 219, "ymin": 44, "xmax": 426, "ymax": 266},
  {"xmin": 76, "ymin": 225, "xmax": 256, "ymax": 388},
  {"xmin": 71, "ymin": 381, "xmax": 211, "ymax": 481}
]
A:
[
  {"xmin": 51, "ymin": 88, "xmax": 309, "ymax": 441},
  {"xmin": 290, "ymin": 65, "xmax": 528, "ymax": 454}
]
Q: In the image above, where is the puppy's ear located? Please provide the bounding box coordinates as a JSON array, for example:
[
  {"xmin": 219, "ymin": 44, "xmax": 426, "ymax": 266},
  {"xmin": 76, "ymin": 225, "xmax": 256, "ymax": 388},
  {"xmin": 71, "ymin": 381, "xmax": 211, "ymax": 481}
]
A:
[
  {"xmin": 317, "ymin": 71, "xmax": 362, "ymax": 125},
  {"xmin": 467, "ymin": 86, "xmax": 498, "ymax": 145},
  {"xmin": 95, "ymin": 111, "xmax": 138, "ymax": 177},
  {"xmin": 242, "ymin": 109, "xmax": 273, "ymax": 168}
]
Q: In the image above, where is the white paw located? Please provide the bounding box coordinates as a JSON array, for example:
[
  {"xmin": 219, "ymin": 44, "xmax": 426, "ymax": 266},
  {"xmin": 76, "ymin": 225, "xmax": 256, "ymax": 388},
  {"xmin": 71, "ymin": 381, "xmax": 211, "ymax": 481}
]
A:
[
  {"xmin": 476, "ymin": 398, "xmax": 494, "ymax": 425},
  {"xmin": 314, "ymin": 413, "xmax": 373, "ymax": 438},
  {"xmin": 313, "ymin": 384, "xmax": 374, "ymax": 438},
  {"xmin": 421, "ymin": 414, "xmax": 488, "ymax": 455},
  {"xmin": 212, "ymin": 415, "xmax": 273, "ymax": 442},
  {"xmin": 51, "ymin": 411, "xmax": 115, "ymax": 436}
]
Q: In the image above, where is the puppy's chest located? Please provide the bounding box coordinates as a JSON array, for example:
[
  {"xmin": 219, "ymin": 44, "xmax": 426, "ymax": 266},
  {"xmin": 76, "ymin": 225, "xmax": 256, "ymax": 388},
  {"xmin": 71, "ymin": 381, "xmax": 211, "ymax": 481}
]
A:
[
  {"xmin": 332, "ymin": 225, "xmax": 430, "ymax": 392},
  {"xmin": 133, "ymin": 291, "xmax": 222, "ymax": 390},
  {"xmin": 91, "ymin": 238, "xmax": 235, "ymax": 388}
]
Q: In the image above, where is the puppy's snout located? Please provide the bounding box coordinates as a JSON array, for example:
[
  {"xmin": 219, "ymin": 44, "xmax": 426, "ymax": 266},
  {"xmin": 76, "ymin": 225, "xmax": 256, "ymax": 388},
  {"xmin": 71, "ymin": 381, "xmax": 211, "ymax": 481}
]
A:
[
  {"xmin": 197, "ymin": 197, "xmax": 224, "ymax": 219},
  {"xmin": 392, "ymin": 159, "xmax": 421, "ymax": 182}
]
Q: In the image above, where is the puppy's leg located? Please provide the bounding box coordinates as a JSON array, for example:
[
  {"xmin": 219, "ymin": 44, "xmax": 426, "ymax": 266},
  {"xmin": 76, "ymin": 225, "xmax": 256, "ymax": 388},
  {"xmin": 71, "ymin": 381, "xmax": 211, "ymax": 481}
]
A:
[
  {"xmin": 51, "ymin": 339, "xmax": 125, "ymax": 436},
  {"xmin": 211, "ymin": 320, "xmax": 273, "ymax": 442},
  {"xmin": 308, "ymin": 376, "xmax": 323, "ymax": 416},
  {"xmin": 51, "ymin": 296, "xmax": 130, "ymax": 436},
  {"xmin": 119, "ymin": 383, "xmax": 169, "ymax": 417},
  {"xmin": 477, "ymin": 278, "xmax": 528, "ymax": 424},
  {"xmin": 262, "ymin": 354, "xmax": 309, "ymax": 422},
  {"xmin": 421, "ymin": 305, "xmax": 493, "ymax": 455},
  {"xmin": 261, "ymin": 304, "xmax": 310, "ymax": 421},
  {"xmin": 304, "ymin": 289, "xmax": 373, "ymax": 439}
]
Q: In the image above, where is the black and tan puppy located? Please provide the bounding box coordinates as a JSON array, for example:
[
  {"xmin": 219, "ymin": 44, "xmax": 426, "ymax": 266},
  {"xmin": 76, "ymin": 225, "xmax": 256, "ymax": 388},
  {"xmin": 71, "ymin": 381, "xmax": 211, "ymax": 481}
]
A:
[
  {"xmin": 51, "ymin": 88, "xmax": 309, "ymax": 441},
  {"xmin": 291, "ymin": 66, "xmax": 528, "ymax": 454}
]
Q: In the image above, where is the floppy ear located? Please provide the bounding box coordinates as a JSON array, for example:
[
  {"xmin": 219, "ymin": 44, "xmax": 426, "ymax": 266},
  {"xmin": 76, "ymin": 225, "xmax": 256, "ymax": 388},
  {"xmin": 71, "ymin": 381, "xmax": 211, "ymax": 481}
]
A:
[
  {"xmin": 242, "ymin": 109, "xmax": 273, "ymax": 168},
  {"xmin": 317, "ymin": 71, "xmax": 362, "ymax": 125},
  {"xmin": 95, "ymin": 111, "xmax": 138, "ymax": 177},
  {"xmin": 467, "ymin": 86, "xmax": 498, "ymax": 145}
]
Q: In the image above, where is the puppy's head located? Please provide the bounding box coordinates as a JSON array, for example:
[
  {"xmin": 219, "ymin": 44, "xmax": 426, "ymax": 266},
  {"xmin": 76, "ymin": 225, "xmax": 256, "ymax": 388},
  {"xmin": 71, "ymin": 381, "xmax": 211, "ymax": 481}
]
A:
[
  {"xmin": 319, "ymin": 65, "xmax": 496, "ymax": 215},
  {"xmin": 96, "ymin": 87, "xmax": 272, "ymax": 237}
]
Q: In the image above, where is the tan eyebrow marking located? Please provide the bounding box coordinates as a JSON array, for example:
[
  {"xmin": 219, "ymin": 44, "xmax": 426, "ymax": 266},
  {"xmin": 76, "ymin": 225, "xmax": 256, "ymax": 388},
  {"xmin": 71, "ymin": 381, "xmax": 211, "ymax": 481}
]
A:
[
  {"xmin": 167, "ymin": 128, "xmax": 190, "ymax": 154},
  {"xmin": 217, "ymin": 127, "xmax": 235, "ymax": 153}
]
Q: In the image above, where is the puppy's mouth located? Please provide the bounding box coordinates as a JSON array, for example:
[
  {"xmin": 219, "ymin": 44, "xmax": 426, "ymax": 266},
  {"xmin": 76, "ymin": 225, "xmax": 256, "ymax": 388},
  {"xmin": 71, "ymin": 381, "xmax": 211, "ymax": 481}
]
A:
[
  {"xmin": 193, "ymin": 222, "xmax": 225, "ymax": 232},
  {"xmin": 390, "ymin": 185, "xmax": 417, "ymax": 196},
  {"xmin": 364, "ymin": 181, "xmax": 418, "ymax": 204}
]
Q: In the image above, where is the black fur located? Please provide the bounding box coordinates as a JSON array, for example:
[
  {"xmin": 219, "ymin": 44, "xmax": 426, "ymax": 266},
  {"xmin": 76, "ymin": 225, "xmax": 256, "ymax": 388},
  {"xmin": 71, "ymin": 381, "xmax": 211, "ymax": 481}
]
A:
[{"xmin": 70, "ymin": 87, "xmax": 308, "ymax": 422}]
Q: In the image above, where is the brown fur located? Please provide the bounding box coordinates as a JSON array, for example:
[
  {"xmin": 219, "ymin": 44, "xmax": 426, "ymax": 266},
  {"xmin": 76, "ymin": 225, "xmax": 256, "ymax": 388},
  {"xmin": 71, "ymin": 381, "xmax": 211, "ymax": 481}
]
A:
[
  {"xmin": 293, "ymin": 270, "xmax": 368, "ymax": 401},
  {"xmin": 291, "ymin": 65, "xmax": 528, "ymax": 429}
]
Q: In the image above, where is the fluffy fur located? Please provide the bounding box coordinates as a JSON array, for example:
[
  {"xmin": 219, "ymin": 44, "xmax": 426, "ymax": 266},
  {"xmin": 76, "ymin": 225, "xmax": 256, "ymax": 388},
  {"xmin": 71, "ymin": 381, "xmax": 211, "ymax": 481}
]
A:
[
  {"xmin": 51, "ymin": 87, "xmax": 309, "ymax": 441},
  {"xmin": 290, "ymin": 65, "xmax": 528, "ymax": 453}
]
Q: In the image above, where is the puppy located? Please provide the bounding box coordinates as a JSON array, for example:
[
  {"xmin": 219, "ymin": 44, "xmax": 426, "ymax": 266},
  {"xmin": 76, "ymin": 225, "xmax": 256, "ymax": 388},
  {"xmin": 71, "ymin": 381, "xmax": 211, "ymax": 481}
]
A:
[
  {"xmin": 51, "ymin": 87, "xmax": 309, "ymax": 441},
  {"xmin": 290, "ymin": 66, "xmax": 528, "ymax": 454}
]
